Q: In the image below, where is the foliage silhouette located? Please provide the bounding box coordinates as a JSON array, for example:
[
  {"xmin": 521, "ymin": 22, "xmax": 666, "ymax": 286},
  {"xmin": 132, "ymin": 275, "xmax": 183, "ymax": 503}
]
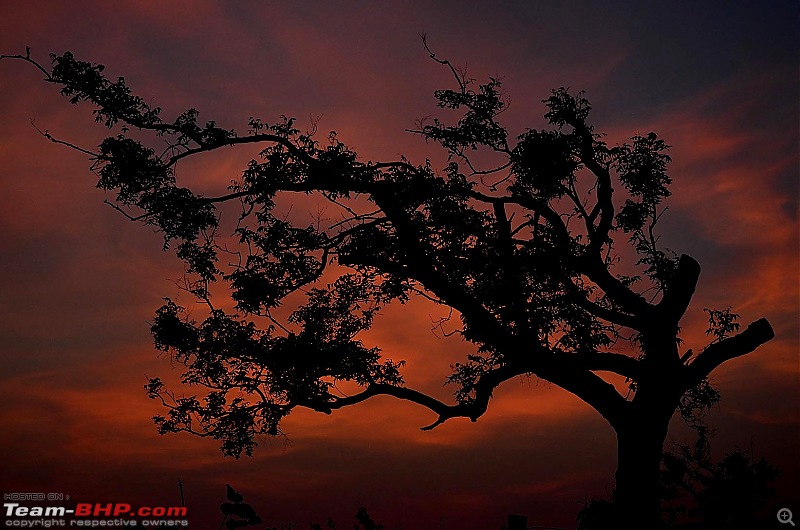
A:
[
  {"xmin": 217, "ymin": 485, "xmax": 387, "ymax": 530},
  {"xmin": 2, "ymin": 47, "xmax": 776, "ymax": 529},
  {"xmin": 307, "ymin": 504, "xmax": 383, "ymax": 530},
  {"xmin": 577, "ymin": 445, "xmax": 779, "ymax": 529},
  {"xmin": 219, "ymin": 484, "xmax": 263, "ymax": 529},
  {"xmin": 661, "ymin": 446, "xmax": 779, "ymax": 528}
]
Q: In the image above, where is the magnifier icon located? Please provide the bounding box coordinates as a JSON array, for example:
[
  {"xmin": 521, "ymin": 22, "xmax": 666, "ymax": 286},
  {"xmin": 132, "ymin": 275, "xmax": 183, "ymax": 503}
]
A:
[{"xmin": 779, "ymin": 508, "xmax": 795, "ymax": 526}]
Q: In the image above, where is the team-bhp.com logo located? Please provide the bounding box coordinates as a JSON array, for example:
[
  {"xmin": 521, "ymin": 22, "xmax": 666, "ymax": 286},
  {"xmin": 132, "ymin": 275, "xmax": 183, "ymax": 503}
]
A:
[
  {"xmin": 4, "ymin": 502, "xmax": 188, "ymax": 527},
  {"xmin": 6, "ymin": 504, "xmax": 187, "ymax": 517}
]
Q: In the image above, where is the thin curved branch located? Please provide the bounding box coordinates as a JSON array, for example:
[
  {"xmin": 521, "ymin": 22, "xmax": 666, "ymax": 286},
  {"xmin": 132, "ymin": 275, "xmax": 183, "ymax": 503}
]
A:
[
  {"xmin": 317, "ymin": 360, "xmax": 530, "ymax": 430},
  {"xmin": 421, "ymin": 33, "xmax": 466, "ymax": 93},
  {"xmin": 31, "ymin": 120, "xmax": 102, "ymax": 158},
  {"xmin": 318, "ymin": 383, "xmax": 474, "ymax": 430},
  {"xmin": 102, "ymin": 200, "xmax": 151, "ymax": 221},
  {"xmin": 0, "ymin": 47, "xmax": 54, "ymax": 80},
  {"xmin": 165, "ymin": 132, "xmax": 317, "ymax": 167},
  {"xmin": 469, "ymin": 160, "xmax": 512, "ymax": 176},
  {"xmin": 199, "ymin": 190, "xmax": 251, "ymax": 204}
]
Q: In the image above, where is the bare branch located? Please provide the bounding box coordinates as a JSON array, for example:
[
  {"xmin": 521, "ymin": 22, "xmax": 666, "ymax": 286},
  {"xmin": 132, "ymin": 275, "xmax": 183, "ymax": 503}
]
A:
[
  {"xmin": 102, "ymin": 200, "xmax": 150, "ymax": 221},
  {"xmin": 165, "ymin": 132, "xmax": 317, "ymax": 167},
  {"xmin": 421, "ymin": 33, "xmax": 467, "ymax": 93},
  {"xmin": 30, "ymin": 120, "xmax": 102, "ymax": 158},
  {"xmin": 1, "ymin": 47, "xmax": 54, "ymax": 80}
]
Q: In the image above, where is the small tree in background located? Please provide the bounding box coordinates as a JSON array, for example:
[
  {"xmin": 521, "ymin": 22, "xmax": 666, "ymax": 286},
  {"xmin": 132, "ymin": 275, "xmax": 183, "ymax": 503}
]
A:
[
  {"xmin": 660, "ymin": 445, "xmax": 779, "ymax": 528},
  {"xmin": 2, "ymin": 47, "xmax": 775, "ymax": 529}
]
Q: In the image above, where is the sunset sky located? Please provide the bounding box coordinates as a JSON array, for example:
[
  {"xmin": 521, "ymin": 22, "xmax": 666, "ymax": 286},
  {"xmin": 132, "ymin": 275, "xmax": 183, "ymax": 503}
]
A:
[{"xmin": 0, "ymin": 2, "xmax": 797, "ymax": 528}]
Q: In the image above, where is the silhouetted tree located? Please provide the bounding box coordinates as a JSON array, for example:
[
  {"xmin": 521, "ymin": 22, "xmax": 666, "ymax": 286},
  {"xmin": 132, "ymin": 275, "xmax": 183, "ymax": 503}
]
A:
[{"xmin": 2, "ymin": 47, "xmax": 775, "ymax": 529}]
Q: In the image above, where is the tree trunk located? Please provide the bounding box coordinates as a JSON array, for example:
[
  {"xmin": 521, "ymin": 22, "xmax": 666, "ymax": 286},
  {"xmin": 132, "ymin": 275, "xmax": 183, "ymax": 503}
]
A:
[{"xmin": 612, "ymin": 415, "xmax": 671, "ymax": 529}]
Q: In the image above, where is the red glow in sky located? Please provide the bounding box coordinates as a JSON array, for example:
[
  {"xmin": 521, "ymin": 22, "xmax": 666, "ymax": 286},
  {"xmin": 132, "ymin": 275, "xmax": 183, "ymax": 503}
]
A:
[{"xmin": 1, "ymin": 2, "xmax": 797, "ymax": 528}]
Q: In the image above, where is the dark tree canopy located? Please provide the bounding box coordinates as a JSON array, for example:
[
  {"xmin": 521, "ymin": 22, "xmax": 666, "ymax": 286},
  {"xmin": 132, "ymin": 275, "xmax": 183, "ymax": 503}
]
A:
[{"xmin": 2, "ymin": 47, "xmax": 775, "ymax": 528}]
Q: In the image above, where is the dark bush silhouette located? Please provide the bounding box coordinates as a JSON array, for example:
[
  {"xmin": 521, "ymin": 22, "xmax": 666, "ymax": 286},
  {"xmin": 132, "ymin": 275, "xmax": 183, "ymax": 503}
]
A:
[
  {"xmin": 1, "ymin": 47, "xmax": 775, "ymax": 529},
  {"xmin": 216, "ymin": 486, "xmax": 386, "ymax": 530},
  {"xmin": 576, "ymin": 498, "xmax": 617, "ymax": 530},
  {"xmin": 219, "ymin": 484, "xmax": 263, "ymax": 529},
  {"xmin": 578, "ymin": 446, "xmax": 779, "ymax": 529},
  {"xmin": 662, "ymin": 446, "xmax": 779, "ymax": 528}
]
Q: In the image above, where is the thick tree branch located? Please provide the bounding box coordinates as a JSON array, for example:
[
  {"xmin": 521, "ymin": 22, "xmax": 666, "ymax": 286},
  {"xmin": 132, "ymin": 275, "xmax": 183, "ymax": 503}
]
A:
[
  {"xmin": 579, "ymin": 255, "xmax": 653, "ymax": 317},
  {"xmin": 317, "ymin": 362, "xmax": 525, "ymax": 430},
  {"xmin": 568, "ymin": 350, "xmax": 640, "ymax": 380},
  {"xmin": 353, "ymin": 347, "xmax": 631, "ymax": 432},
  {"xmin": 568, "ymin": 120, "xmax": 614, "ymax": 254},
  {"xmin": 466, "ymin": 188, "xmax": 652, "ymax": 323},
  {"xmin": 317, "ymin": 350, "xmax": 631, "ymax": 431},
  {"xmin": 465, "ymin": 190, "xmax": 572, "ymax": 243},
  {"xmin": 539, "ymin": 359, "xmax": 629, "ymax": 427},
  {"xmin": 493, "ymin": 201, "xmax": 529, "ymax": 330},
  {"xmin": 565, "ymin": 184, "xmax": 597, "ymax": 240},
  {"xmin": 562, "ymin": 280, "xmax": 641, "ymax": 330},
  {"xmin": 686, "ymin": 318, "xmax": 775, "ymax": 385},
  {"xmin": 370, "ymin": 187, "xmax": 516, "ymax": 349},
  {"xmin": 555, "ymin": 115, "xmax": 659, "ymax": 321},
  {"xmin": 657, "ymin": 254, "xmax": 701, "ymax": 325},
  {"xmin": 318, "ymin": 383, "xmax": 468, "ymax": 427}
]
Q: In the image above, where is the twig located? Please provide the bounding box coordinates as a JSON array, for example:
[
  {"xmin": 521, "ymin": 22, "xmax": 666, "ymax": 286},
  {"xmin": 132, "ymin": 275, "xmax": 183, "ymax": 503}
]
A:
[
  {"xmin": 0, "ymin": 47, "xmax": 54, "ymax": 81},
  {"xmin": 30, "ymin": 119, "xmax": 101, "ymax": 158}
]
